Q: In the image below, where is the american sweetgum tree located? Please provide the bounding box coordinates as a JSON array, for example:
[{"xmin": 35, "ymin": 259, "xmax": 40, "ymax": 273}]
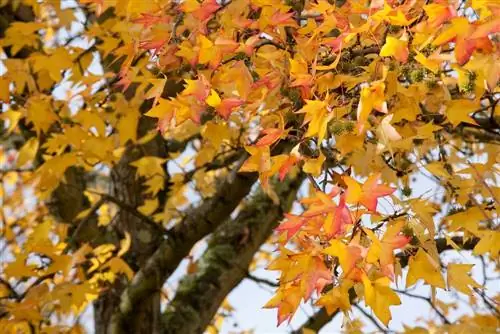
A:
[{"xmin": 0, "ymin": 0, "xmax": 499, "ymax": 333}]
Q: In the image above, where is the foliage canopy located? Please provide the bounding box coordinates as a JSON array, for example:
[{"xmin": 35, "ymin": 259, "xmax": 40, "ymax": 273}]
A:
[{"xmin": 0, "ymin": 0, "xmax": 499, "ymax": 333}]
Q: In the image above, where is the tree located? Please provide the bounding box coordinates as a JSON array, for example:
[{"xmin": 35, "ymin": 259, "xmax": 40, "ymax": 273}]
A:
[{"xmin": 0, "ymin": 0, "xmax": 498, "ymax": 333}]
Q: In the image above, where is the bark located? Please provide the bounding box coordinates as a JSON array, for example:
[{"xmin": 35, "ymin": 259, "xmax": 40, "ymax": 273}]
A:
[
  {"xmin": 94, "ymin": 117, "xmax": 167, "ymax": 334},
  {"xmin": 160, "ymin": 174, "xmax": 305, "ymax": 334},
  {"xmin": 293, "ymin": 308, "xmax": 338, "ymax": 334},
  {"xmin": 108, "ymin": 165, "xmax": 258, "ymax": 333}
]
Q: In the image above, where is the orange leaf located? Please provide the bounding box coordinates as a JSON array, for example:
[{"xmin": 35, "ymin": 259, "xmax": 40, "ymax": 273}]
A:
[{"xmin": 343, "ymin": 173, "xmax": 395, "ymax": 212}]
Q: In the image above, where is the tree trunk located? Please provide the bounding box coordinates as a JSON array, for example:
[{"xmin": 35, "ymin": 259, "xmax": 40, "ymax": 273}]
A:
[{"xmin": 93, "ymin": 116, "xmax": 166, "ymax": 333}]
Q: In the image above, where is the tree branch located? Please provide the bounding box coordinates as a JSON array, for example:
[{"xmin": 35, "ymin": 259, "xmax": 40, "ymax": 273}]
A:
[
  {"xmin": 108, "ymin": 168, "xmax": 258, "ymax": 333},
  {"xmin": 396, "ymin": 290, "xmax": 450, "ymax": 324},
  {"xmin": 159, "ymin": 174, "xmax": 304, "ymax": 334},
  {"xmin": 292, "ymin": 307, "xmax": 339, "ymax": 334},
  {"xmin": 353, "ymin": 304, "xmax": 388, "ymax": 333}
]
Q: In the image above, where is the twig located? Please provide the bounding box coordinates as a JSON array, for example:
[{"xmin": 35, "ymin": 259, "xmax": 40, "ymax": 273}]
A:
[
  {"xmin": 354, "ymin": 304, "xmax": 388, "ymax": 333},
  {"xmin": 246, "ymin": 273, "xmax": 278, "ymax": 288},
  {"xmin": 396, "ymin": 290, "xmax": 450, "ymax": 325},
  {"xmin": 0, "ymin": 278, "xmax": 20, "ymax": 300}
]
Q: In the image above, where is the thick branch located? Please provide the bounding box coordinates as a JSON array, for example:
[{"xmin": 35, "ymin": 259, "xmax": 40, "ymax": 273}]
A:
[
  {"xmin": 108, "ymin": 168, "xmax": 258, "ymax": 333},
  {"xmin": 397, "ymin": 236, "xmax": 480, "ymax": 268},
  {"xmin": 292, "ymin": 308, "xmax": 338, "ymax": 334},
  {"xmin": 160, "ymin": 174, "xmax": 305, "ymax": 334}
]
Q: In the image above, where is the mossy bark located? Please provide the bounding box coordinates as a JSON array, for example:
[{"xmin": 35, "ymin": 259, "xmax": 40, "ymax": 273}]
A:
[{"xmin": 161, "ymin": 174, "xmax": 304, "ymax": 334}]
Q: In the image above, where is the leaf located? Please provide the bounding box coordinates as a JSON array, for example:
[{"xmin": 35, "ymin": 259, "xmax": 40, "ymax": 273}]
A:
[
  {"xmin": 356, "ymin": 82, "xmax": 387, "ymax": 133},
  {"xmin": 102, "ymin": 257, "xmax": 134, "ymax": 280},
  {"xmin": 316, "ymin": 282, "xmax": 351, "ymax": 315},
  {"xmin": 298, "ymin": 100, "xmax": 332, "ymax": 143},
  {"xmin": 362, "ymin": 275, "xmax": 401, "ymax": 325},
  {"xmin": 263, "ymin": 284, "xmax": 302, "ymax": 325},
  {"xmin": 206, "ymin": 89, "xmax": 221, "ymax": 107},
  {"xmin": 414, "ymin": 51, "xmax": 440, "ymax": 74},
  {"xmin": 447, "ymin": 264, "xmax": 481, "ymax": 295},
  {"xmin": 26, "ymin": 96, "xmax": 59, "ymax": 135},
  {"xmin": 473, "ymin": 231, "xmax": 500, "ymax": 257},
  {"xmin": 201, "ymin": 121, "xmax": 230, "ymax": 147},
  {"xmin": 138, "ymin": 198, "xmax": 159, "ymax": 216},
  {"xmin": 301, "ymin": 257, "xmax": 333, "ymax": 301},
  {"xmin": 0, "ymin": 77, "xmax": 10, "ymax": 102},
  {"xmin": 323, "ymin": 239, "xmax": 364, "ymax": 279},
  {"xmin": 377, "ymin": 114, "xmax": 402, "ymax": 144},
  {"xmin": 445, "ymin": 99, "xmax": 479, "ymax": 127},
  {"xmin": 130, "ymin": 156, "xmax": 167, "ymax": 179},
  {"xmin": 276, "ymin": 214, "xmax": 307, "ymax": 241},
  {"xmin": 380, "ymin": 36, "xmax": 409, "ymax": 63},
  {"xmin": 315, "ymin": 46, "xmax": 342, "ymax": 71},
  {"xmin": 0, "ymin": 109, "xmax": 22, "ymax": 134},
  {"xmin": 323, "ymin": 193, "xmax": 353, "ymax": 237},
  {"xmin": 182, "ymin": 75, "xmax": 211, "ymax": 101},
  {"xmin": 16, "ymin": 137, "xmax": 39, "ymax": 168},
  {"xmin": 213, "ymin": 98, "xmax": 245, "ymax": 119},
  {"xmin": 117, "ymin": 108, "xmax": 140, "ymax": 145},
  {"xmin": 365, "ymin": 221, "xmax": 409, "ymax": 278},
  {"xmin": 303, "ymin": 152, "xmax": 325, "ymax": 177},
  {"xmin": 145, "ymin": 78, "xmax": 167, "ymax": 105},
  {"xmin": 255, "ymin": 128, "xmax": 286, "ymax": 147},
  {"xmin": 343, "ymin": 173, "xmax": 395, "ymax": 212},
  {"xmin": 406, "ymin": 249, "xmax": 446, "ymax": 289},
  {"xmin": 425, "ymin": 162, "xmax": 451, "ymax": 179}
]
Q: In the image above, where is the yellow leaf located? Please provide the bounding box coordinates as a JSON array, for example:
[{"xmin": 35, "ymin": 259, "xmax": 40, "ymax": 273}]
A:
[
  {"xmin": 197, "ymin": 35, "xmax": 217, "ymax": 65},
  {"xmin": 102, "ymin": 257, "xmax": 134, "ymax": 280},
  {"xmin": 117, "ymin": 232, "xmax": 132, "ymax": 257},
  {"xmin": 445, "ymin": 99, "xmax": 479, "ymax": 127},
  {"xmin": 145, "ymin": 98, "xmax": 174, "ymax": 121},
  {"xmin": 362, "ymin": 275, "xmax": 401, "ymax": 325},
  {"xmin": 206, "ymin": 89, "xmax": 222, "ymax": 107},
  {"xmin": 0, "ymin": 109, "xmax": 22, "ymax": 134},
  {"xmin": 447, "ymin": 264, "xmax": 481, "ymax": 295},
  {"xmin": 406, "ymin": 248, "xmax": 446, "ymax": 289},
  {"xmin": 130, "ymin": 156, "xmax": 166, "ymax": 179},
  {"xmin": 356, "ymin": 82, "xmax": 387, "ymax": 133},
  {"xmin": 316, "ymin": 283, "xmax": 351, "ymax": 315},
  {"xmin": 473, "ymin": 231, "xmax": 500, "ymax": 257},
  {"xmin": 0, "ymin": 77, "xmax": 10, "ymax": 102},
  {"xmin": 144, "ymin": 174, "xmax": 166, "ymax": 196},
  {"xmin": 298, "ymin": 100, "xmax": 332, "ymax": 142},
  {"xmin": 138, "ymin": 198, "xmax": 159, "ymax": 216},
  {"xmin": 26, "ymin": 96, "xmax": 59, "ymax": 135},
  {"xmin": 117, "ymin": 108, "xmax": 140, "ymax": 145},
  {"xmin": 4, "ymin": 253, "xmax": 37, "ymax": 278},
  {"xmin": 201, "ymin": 121, "xmax": 230, "ymax": 147},
  {"xmin": 315, "ymin": 47, "xmax": 342, "ymax": 71},
  {"xmin": 447, "ymin": 207, "xmax": 484, "ymax": 234},
  {"xmin": 425, "ymin": 162, "xmax": 450, "ymax": 179},
  {"xmin": 380, "ymin": 36, "xmax": 408, "ymax": 63},
  {"xmin": 336, "ymin": 134, "xmax": 364, "ymax": 155},
  {"xmin": 303, "ymin": 152, "xmax": 325, "ymax": 177},
  {"xmin": 16, "ymin": 137, "xmax": 39, "ymax": 168},
  {"xmin": 415, "ymin": 122, "xmax": 442, "ymax": 139},
  {"xmin": 414, "ymin": 51, "xmax": 440, "ymax": 74},
  {"xmin": 145, "ymin": 78, "xmax": 167, "ymax": 105}
]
